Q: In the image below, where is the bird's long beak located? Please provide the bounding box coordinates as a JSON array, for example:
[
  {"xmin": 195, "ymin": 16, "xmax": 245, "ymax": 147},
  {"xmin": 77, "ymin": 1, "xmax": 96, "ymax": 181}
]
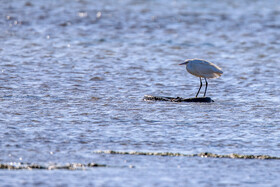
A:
[{"xmin": 179, "ymin": 62, "xmax": 187, "ymax": 65}]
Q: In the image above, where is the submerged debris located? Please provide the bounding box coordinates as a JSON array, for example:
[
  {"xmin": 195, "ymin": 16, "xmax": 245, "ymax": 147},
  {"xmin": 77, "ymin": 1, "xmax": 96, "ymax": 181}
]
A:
[
  {"xmin": 143, "ymin": 95, "xmax": 214, "ymax": 103},
  {"xmin": 94, "ymin": 150, "xmax": 280, "ymax": 160}
]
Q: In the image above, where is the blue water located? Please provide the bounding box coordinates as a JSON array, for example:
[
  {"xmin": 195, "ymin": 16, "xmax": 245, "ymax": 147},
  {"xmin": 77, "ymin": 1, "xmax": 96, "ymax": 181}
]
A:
[{"xmin": 1, "ymin": 0, "xmax": 280, "ymax": 186}]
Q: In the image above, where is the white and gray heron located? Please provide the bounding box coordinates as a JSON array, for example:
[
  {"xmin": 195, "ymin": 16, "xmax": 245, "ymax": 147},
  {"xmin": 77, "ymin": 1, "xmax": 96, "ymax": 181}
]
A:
[{"xmin": 179, "ymin": 59, "xmax": 223, "ymax": 97}]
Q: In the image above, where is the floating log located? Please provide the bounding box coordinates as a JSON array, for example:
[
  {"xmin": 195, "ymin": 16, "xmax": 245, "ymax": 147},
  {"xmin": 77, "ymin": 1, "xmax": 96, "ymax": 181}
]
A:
[{"xmin": 143, "ymin": 95, "xmax": 214, "ymax": 103}]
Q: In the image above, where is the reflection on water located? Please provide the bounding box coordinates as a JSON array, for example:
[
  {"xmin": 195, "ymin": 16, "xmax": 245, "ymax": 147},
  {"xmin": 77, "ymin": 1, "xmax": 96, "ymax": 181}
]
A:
[{"xmin": 1, "ymin": 0, "xmax": 280, "ymax": 186}]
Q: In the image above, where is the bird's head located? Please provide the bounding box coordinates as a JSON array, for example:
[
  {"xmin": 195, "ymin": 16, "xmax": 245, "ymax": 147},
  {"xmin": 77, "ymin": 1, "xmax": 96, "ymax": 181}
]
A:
[{"xmin": 179, "ymin": 59, "xmax": 190, "ymax": 65}]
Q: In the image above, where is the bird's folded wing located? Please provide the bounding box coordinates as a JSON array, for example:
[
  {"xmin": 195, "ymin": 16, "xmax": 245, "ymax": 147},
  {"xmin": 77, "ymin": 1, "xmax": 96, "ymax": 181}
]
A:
[{"xmin": 187, "ymin": 61, "xmax": 223, "ymax": 78}]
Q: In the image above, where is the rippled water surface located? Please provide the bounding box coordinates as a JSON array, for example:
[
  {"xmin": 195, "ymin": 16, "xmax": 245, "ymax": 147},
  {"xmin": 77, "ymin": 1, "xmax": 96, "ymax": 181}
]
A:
[{"xmin": 1, "ymin": 0, "xmax": 280, "ymax": 186}]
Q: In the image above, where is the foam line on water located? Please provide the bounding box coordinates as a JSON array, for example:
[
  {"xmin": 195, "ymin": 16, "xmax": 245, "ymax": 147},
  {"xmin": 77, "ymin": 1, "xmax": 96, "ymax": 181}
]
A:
[
  {"xmin": 94, "ymin": 150, "xmax": 280, "ymax": 160},
  {"xmin": 0, "ymin": 162, "xmax": 135, "ymax": 170}
]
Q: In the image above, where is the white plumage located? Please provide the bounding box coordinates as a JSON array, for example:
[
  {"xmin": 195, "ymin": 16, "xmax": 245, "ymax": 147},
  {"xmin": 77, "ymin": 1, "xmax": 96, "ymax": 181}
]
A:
[{"xmin": 179, "ymin": 59, "xmax": 223, "ymax": 97}]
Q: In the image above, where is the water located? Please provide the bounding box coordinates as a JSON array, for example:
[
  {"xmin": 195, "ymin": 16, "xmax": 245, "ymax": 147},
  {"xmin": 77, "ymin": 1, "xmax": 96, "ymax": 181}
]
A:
[{"xmin": 1, "ymin": 0, "xmax": 280, "ymax": 186}]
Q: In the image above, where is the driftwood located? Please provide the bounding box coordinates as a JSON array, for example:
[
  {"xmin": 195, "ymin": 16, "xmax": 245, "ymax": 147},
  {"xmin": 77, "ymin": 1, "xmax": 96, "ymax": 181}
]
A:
[{"xmin": 143, "ymin": 95, "xmax": 214, "ymax": 103}]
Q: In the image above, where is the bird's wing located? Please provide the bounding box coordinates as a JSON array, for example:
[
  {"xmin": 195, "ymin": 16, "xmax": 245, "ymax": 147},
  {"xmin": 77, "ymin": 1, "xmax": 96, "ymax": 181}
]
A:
[
  {"xmin": 205, "ymin": 62, "xmax": 223, "ymax": 74},
  {"xmin": 187, "ymin": 60, "xmax": 223, "ymax": 78}
]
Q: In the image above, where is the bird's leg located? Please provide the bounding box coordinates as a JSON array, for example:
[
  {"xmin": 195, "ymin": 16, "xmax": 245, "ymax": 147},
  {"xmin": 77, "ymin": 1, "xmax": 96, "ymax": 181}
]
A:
[
  {"xmin": 196, "ymin": 77, "xmax": 202, "ymax": 97},
  {"xmin": 204, "ymin": 78, "xmax": 208, "ymax": 97}
]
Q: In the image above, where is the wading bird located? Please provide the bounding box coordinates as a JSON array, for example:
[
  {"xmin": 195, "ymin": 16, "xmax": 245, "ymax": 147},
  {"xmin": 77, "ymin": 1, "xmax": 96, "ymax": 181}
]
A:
[{"xmin": 179, "ymin": 59, "xmax": 223, "ymax": 97}]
